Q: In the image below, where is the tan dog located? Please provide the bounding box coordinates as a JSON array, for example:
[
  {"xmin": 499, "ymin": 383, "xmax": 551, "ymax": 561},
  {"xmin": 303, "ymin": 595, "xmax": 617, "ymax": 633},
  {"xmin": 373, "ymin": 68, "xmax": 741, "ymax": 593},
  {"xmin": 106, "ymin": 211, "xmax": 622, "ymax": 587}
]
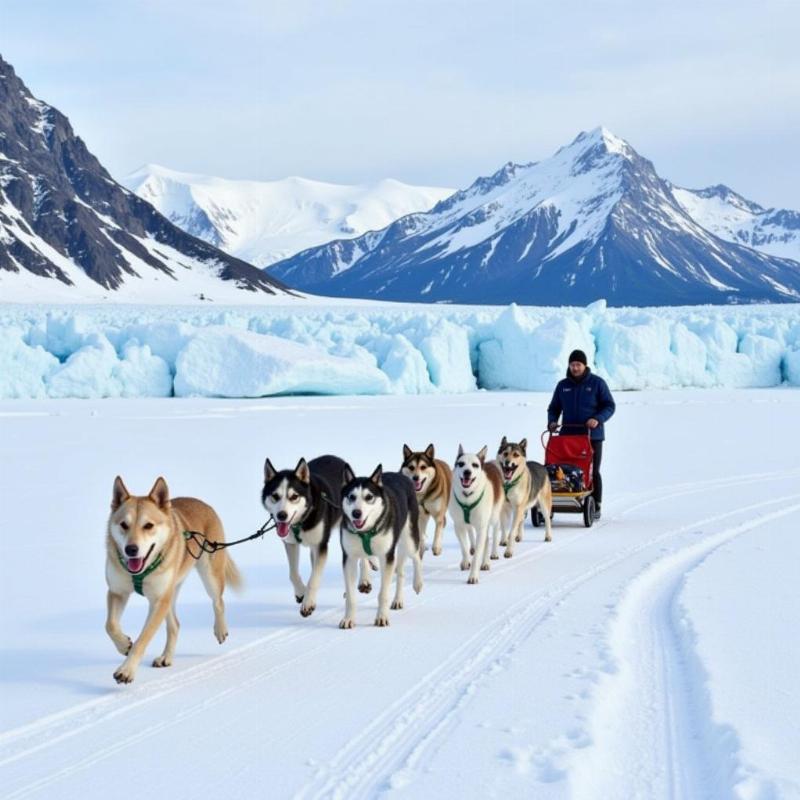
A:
[
  {"xmin": 105, "ymin": 476, "xmax": 241, "ymax": 684},
  {"xmin": 496, "ymin": 436, "xmax": 553, "ymax": 554},
  {"xmin": 401, "ymin": 444, "xmax": 452, "ymax": 556}
]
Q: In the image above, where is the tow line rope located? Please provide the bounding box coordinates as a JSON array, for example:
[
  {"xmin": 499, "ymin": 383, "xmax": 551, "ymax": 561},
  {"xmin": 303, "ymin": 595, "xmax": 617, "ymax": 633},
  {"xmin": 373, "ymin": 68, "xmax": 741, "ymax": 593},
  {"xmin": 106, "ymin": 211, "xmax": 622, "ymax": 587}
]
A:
[{"xmin": 183, "ymin": 518, "xmax": 275, "ymax": 560}]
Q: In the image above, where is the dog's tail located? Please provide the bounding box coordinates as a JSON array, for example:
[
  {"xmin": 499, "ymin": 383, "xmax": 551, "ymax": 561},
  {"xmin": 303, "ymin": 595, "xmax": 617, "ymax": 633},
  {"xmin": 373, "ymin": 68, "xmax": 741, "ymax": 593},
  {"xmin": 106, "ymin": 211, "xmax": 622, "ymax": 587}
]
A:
[{"xmin": 224, "ymin": 554, "xmax": 244, "ymax": 594}]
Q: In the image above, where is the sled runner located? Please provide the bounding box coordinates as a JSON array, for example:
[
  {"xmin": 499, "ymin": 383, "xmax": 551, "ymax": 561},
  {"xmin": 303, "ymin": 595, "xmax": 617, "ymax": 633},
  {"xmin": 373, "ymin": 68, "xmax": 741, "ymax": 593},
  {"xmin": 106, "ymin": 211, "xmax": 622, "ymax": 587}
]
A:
[{"xmin": 532, "ymin": 424, "xmax": 596, "ymax": 528}]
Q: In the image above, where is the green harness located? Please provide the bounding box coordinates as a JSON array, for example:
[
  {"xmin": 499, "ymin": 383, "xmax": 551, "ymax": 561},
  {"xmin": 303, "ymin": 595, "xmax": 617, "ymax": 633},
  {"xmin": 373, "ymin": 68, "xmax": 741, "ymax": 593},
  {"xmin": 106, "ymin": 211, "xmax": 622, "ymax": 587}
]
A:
[
  {"xmin": 455, "ymin": 489, "xmax": 485, "ymax": 524},
  {"xmin": 346, "ymin": 524, "xmax": 381, "ymax": 555},
  {"xmin": 117, "ymin": 551, "xmax": 164, "ymax": 596},
  {"xmin": 292, "ymin": 524, "xmax": 303, "ymax": 543},
  {"xmin": 503, "ymin": 472, "xmax": 522, "ymax": 498}
]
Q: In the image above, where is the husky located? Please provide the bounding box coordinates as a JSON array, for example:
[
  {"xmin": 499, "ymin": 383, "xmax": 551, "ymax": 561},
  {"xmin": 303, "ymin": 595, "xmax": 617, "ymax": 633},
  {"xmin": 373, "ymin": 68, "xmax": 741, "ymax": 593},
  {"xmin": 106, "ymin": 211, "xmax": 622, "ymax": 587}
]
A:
[
  {"xmin": 105, "ymin": 476, "xmax": 241, "ymax": 684},
  {"xmin": 400, "ymin": 443, "xmax": 452, "ymax": 556},
  {"xmin": 497, "ymin": 436, "xmax": 553, "ymax": 555},
  {"xmin": 339, "ymin": 465, "xmax": 423, "ymax": 628},
  {"xmin": 263, "ymin": 455, "xmax": 371, "ymax": 617},
  {"xmin": 449, "ymin": 445, "xmax": 504, "ymax": 583}
]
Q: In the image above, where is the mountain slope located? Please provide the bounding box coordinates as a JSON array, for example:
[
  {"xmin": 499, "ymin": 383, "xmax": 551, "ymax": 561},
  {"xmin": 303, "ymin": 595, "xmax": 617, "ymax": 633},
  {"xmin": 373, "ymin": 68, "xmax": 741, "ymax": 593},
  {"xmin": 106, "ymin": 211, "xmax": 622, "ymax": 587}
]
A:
[
  {"xmin": 0, "ymin": 55, "xmax": 292, "ymax": 302},
  {"xmin": 123, "ymin": 165, "xmax": 453, "ymax": 268},
  {"xmin": 267, "ymin": 128, "xmax": 800, "ymax": 306},
  {"xmin": 672, "ymin": 184, "xmax": 800, "ymax": 264}
]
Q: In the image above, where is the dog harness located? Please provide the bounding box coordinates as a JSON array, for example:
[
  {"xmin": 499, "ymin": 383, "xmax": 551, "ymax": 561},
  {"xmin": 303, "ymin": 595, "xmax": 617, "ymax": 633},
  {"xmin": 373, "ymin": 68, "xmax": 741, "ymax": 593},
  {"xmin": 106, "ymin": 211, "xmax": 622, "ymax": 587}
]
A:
[
  {"xmin": 117, "ymin": 551, "xmax": 164, "ymax": 596},
  {"xmin": 502, "ymin": 473, "xmax": 522, "ymax": 498},
  {"xmin": 455, "ymin": 489, "xmax": 485, "ymax": 524},
  {"xmin": 346, "ymin": 524, "xmax": 381, "ymax": 555},
  {"xmin": 291, "ymin": 524, "xmax": 303, "ymax": 543}
]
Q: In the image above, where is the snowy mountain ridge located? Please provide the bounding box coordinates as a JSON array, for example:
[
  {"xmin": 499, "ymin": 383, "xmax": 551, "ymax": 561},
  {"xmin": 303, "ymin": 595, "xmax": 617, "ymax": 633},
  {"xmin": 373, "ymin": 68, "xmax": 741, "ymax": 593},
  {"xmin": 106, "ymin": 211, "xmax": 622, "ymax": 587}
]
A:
[
  {"xmin": 123, "ymin": 164, "xmax": 453, "ymax": 268},
  {"xmin": 268, "ymin": 127, "xmax": 800, "ymax": 306},
  {"xmin": 0, "ymin": 55, "xmax": 292, "ymax": 303}
]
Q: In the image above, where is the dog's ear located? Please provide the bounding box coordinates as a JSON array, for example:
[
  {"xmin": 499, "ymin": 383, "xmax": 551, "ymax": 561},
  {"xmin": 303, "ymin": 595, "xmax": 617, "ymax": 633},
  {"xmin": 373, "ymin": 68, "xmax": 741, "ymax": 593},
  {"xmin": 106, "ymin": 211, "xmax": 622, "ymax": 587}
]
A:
[
  {"xmin": 264, "ymin": 458, "xmax": 277, "ymax": 482},
  {"xmin": 342, "ymin": 462, "xmax": 355, "ymax": 485},
  {"xmin": 294, "ymin": 458, "xmax": 310, "ymax": 483},
  {"xmin": 457, "ymin": 443, "xmax": 464, "ymax": 457},
  {"xmin": 477, "ymin": 446, "xmax": 488, "ymax": 464},
  {"xmin": 148, "ymin": 477, "xmax": 171, "ymax": 509},
  {"xmin": 369, "ymin": 464, "xmax": 383, "ymax": 487},
  {"xmin": 111, "ymin": 476, "xmax": 130, "ymax": 511},
  {"xmin": 403, "ymin": 444, "xmax": 412, "ymax": 461},
  {"xmin": 499, "ymin": 435, "xmax": 508, "ymax": 451},
  {"xmin": 519, "ymin": 438, "xmax": 527, "ymax": 456},
  {"xmin": 425, "ymin": 443, "xmax": 435, "ymax": 460}
]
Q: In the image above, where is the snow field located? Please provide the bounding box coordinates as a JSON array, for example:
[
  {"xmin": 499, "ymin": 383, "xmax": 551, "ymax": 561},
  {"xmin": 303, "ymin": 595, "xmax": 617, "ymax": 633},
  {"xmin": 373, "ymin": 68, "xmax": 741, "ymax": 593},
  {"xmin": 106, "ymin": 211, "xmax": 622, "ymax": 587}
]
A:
[
  {"xmin": 1, "ymin": 299, "xmax": 800, "ymax": 399},
  {"xmin": 0, "ymin": 389, "xmax": 798, "ymax": 799}
]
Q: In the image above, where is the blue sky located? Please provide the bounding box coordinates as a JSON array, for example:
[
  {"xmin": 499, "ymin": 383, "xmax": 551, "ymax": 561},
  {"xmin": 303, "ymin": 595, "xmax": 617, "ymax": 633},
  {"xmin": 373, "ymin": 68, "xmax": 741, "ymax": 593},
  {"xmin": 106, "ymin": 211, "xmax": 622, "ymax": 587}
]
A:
[{"xmin": 3, "ymin": 0, "xmax": 799, "ymax": 206}]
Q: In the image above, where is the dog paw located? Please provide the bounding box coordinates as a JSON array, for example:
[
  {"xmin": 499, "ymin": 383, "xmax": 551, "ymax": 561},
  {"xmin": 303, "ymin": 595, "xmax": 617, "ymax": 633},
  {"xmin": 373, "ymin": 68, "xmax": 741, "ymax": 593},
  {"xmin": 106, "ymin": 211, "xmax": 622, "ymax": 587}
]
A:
[
  {"xmin": 545, "ymin": 535, "xmax": 552, "ymax": 543},
  {"xmin": 152, "ymin": 655, "xmax": 172, "ymax": 668},
  {"xmin": 460, "ymin": 560, "xmax": 470, "ymax": 571},
  {"xmin": 480, "ymin": 563, "xmax": 490, "ymax": 571},
  {"xmin": 432, "ymin": 546, "xmax": 442, "ymax": 556},
  {"xmin": 358, "ymin": 581, "xmax": 372, "ymax": 594},
  {"xmin": 490, "ymin": 553, "xmax": 499, "ymax": 560},
  {"xmin": 339, "ymin": 618, "xmax": 354, "ymax": 629},
  {"xmin": 413, "ymin": 580, "xmax": 423, "ymax": 595},
  {"xmin": 300, "ymin": 603, "xmax": 316, "ymax": 618},
  {"xmin": 390, "ymin": 599, "xmax": 404, "ymax": 610},
  {"xmin": 113, "ymin": 661, "xmax": 136, "ymax": 684},
  {"xmin": 515, "ymin": 534, "xmax": 522, "ymax": 542},
  {"xmin": 467, "ymin": 576, "xmax": 479, "ymax": 585},
  {"xmin": 500, "ymin": 538, "xmax": 508, "ymax": 547},
  {"xmin": 374, "ymin": 615, "xmax": 390, "ymax": 627},
  {"xmin": 469, "ymin": 546, "xmax": 475, "ymax": 556},
  {"xmin": 504, "ymin": 550, "xmax": 513, "ymax": 559},
  {"xmin": 214, "ymin": 623, "xmax": 229, "ymax": 644},
  {"xmin": 113, "ymin": 635, "xmax": 132, "ymax": 656}
]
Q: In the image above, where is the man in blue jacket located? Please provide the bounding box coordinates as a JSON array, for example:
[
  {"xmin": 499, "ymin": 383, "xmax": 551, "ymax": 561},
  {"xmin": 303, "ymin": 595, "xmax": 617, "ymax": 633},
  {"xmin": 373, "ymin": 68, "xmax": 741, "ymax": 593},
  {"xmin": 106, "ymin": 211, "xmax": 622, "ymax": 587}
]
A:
[{"xmin": 547, "ymin": 349, "xmax": 615, "ymax": 519}]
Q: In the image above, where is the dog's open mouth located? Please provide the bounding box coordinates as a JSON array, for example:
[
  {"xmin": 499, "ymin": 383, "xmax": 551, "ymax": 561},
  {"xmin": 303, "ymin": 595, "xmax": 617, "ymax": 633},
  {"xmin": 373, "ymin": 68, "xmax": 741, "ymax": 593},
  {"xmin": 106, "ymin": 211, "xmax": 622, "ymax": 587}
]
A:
[
  {"xmin": 126, "ymin": 544, "xmax": 155, "ymax": 574},
  {"xmin": 413, "ymin": 476, "xmax": 426, "ymax": 492},
  {"xmin": 351, "ymin": 517, "xmax": 366, "ymax": 530},
  {"xmin": 460, "ymin": 476, "xmax": 475, "ymax": 489},
  {"xmin": 275, "ymin": 516, "xmax": 295, "ymax": 539},
  {"xmin": 502, "ymin": 463, "xmax": 517, "ymax": 481}
]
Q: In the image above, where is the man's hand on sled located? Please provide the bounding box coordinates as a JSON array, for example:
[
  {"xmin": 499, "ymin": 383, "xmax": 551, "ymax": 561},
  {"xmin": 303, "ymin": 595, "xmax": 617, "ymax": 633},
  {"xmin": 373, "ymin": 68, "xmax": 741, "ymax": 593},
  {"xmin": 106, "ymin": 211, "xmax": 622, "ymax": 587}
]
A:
[{"xmin": 548, "ymin": 422, "xmax": 558, "ymax": 433}]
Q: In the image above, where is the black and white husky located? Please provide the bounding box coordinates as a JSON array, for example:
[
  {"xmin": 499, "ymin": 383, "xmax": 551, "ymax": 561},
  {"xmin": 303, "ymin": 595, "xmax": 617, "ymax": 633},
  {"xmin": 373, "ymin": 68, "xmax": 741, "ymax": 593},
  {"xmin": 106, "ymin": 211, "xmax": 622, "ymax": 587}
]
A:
[
  {"xmin": 339, "ymin": 464, "xmax": 423, "ymax": 628},
  {"xmin": 262, "ymin": 455, "xmax": 360, "ymax": 618}
]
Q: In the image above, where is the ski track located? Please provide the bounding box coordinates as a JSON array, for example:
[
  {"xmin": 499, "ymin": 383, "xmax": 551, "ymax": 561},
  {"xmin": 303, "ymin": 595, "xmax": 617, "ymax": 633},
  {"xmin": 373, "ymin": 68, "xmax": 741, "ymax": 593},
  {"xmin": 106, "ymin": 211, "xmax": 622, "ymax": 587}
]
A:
[{"xmin": 1, "ymin": 469, "xmax": 798, "ymax": 799}]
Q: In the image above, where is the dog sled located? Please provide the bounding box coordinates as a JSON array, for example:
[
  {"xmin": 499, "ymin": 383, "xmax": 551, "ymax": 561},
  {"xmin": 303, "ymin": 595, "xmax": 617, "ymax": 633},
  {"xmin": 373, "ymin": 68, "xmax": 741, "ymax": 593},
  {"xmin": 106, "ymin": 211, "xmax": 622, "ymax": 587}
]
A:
[{"xmin": 531, "ymin": 424, "xmax": 597, "ymax": 528}]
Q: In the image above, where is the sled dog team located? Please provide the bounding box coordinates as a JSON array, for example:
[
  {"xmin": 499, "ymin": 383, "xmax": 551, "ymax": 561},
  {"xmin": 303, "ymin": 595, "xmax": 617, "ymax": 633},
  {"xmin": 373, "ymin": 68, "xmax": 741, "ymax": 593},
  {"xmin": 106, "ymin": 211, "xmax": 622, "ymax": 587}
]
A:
[{"xmin": 106, "ymin": 438, "xmax": 553, "ymax": 683}]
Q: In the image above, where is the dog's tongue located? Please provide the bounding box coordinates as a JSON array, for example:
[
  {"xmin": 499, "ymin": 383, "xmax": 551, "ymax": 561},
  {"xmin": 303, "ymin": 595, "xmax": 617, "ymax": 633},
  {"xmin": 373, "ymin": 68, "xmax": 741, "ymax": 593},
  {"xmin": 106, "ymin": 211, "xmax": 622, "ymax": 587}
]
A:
[
  {"xmin": 276, "ymin": 521, "xmax": 291, "ymax": 539},
  {"xmin": 127, "ymin": 556, "xmax": 145, "ymax": 573},
  {"xmin": 461, "ymin": 477, "xmax": 472, "ymax": 488}
]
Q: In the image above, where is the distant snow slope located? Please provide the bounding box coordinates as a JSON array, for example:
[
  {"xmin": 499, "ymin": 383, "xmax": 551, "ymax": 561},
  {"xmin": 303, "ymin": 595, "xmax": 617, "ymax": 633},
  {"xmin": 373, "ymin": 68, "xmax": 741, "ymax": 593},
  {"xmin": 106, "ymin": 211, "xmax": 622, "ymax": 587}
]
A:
[
  {"xmin": 123, "ymin": 164, "xmax": 453, "ymax": 267},
  {"xmin": 672, "ymin": 184, "xmax": 800, "ymax": 263}
]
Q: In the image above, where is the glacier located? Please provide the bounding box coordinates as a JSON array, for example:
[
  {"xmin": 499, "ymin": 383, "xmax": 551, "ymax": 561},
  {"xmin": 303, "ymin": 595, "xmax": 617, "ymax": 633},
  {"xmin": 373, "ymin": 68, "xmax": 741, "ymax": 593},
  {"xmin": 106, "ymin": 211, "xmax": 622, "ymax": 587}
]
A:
[{"xmin": 1, "ymin": 300, "xmax": 799, "ymax": 399}]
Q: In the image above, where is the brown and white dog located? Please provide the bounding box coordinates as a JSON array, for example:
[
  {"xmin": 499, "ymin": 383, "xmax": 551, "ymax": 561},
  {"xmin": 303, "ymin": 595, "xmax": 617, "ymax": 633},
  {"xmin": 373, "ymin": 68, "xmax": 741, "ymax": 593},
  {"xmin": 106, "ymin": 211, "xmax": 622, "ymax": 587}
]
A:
[
  {"xmin": 105, "ymin": 477, "xmax": 241, "ymax": 684},
  {"xmin": 400, "ymin": 443, "xmax": 452, "ymax": 556},
  {"xmin": 496, "ymin": 436, "xmax": 553, "ymax": 555},
  {"xmin": 449, "ymin": 445, "xmax": 504, "ymax": 583}
]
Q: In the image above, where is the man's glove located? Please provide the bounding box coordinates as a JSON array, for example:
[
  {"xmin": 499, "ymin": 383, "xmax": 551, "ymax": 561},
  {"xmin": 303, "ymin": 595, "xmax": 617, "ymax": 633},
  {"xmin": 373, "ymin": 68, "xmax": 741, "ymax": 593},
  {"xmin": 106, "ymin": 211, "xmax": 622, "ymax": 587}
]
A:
[{"xmin": 548, "ymin": 422, "xmax": 558, "ymax": 433}]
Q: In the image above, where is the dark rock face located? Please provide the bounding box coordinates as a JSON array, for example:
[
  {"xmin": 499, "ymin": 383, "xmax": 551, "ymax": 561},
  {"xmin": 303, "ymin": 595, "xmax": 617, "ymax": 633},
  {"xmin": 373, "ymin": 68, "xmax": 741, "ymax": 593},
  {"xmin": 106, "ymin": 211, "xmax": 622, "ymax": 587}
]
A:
[
  {"xmin": 0, "ymin": 55, "xmax": 292, "ymax": 297},
  {"xmin": 269, "ymin": 130, "xmax": 800, "ymax": 306}
]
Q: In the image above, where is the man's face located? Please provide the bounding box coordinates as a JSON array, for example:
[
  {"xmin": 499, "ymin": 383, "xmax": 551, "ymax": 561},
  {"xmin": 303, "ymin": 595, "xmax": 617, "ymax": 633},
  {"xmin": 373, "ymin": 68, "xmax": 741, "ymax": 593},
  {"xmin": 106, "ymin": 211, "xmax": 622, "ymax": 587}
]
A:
[{"xmin": 569, "ymin": 360, "xmax": 587, "ymax": 378}]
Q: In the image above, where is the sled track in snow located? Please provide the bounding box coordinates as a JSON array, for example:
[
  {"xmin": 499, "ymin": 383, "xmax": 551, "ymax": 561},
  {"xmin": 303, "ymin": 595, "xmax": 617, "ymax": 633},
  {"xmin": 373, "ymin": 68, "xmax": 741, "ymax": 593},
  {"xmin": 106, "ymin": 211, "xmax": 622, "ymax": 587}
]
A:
[
  {"xmin": 1, "ymin": 469, "xmax": 798, "ymax": 799},
  {"xmin": 292, "ymin": 478, "xmax": 800, "ymax": 800}
]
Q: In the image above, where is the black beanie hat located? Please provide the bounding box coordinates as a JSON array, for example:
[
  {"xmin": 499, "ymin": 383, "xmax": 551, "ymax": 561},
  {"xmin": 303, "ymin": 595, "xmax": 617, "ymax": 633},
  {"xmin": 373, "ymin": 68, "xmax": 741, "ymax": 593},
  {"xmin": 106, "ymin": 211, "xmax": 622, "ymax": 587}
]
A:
[{"xmin": 568, "ymin": 349, "xmax": 587, "ymax": 365}]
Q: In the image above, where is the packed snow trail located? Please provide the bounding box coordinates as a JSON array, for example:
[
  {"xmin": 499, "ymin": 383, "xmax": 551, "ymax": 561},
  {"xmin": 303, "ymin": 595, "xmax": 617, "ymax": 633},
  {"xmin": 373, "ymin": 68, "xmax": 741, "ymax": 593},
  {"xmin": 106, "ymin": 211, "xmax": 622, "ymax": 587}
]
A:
[{"xmin": 2, "ymin": 392, "xmax": 799, "ymax": 799}]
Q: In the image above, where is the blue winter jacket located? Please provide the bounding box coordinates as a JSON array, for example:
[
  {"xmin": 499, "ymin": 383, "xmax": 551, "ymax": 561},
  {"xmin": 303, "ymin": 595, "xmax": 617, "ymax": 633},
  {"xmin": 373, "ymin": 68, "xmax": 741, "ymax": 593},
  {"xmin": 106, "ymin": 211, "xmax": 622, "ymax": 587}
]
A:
[{"xmin": 547, "ymin": 368, "xmax": 616, "ymax": 441}]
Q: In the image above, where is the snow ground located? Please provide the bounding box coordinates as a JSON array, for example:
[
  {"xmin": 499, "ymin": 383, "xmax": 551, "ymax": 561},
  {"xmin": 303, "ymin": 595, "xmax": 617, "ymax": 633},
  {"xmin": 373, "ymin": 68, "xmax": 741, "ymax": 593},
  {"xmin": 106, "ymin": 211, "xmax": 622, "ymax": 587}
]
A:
[{"xmin": 0, "ymin": 389, "xmax": 798, "ymax": 799}]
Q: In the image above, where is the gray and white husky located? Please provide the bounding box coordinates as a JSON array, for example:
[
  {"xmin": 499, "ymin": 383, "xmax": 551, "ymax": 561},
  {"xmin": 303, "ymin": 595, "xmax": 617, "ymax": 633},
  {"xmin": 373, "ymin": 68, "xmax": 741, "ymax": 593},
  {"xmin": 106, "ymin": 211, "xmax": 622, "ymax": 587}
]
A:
[{"xmin": 339, "ymin": 464, "xmax": 423, "ymax": 628}]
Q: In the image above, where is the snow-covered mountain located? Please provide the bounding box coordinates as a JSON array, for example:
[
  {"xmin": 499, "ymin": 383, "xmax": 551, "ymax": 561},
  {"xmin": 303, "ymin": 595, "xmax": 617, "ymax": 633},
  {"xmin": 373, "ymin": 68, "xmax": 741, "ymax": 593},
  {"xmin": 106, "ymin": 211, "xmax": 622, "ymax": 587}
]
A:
[
  {"xmin": 268, "ymin": 128, "xmax": 800, "ymax": 306},
  {"xmin": 0, "ymin": 55, "xmax": 292, "ymax": 303},
  {"xmin": 672, "ymin": 184, "xmax": 800, "ymax": 264},
  {"xmin": 123, "ymin": 165, "xmax": 453, "ymax": 268}
]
